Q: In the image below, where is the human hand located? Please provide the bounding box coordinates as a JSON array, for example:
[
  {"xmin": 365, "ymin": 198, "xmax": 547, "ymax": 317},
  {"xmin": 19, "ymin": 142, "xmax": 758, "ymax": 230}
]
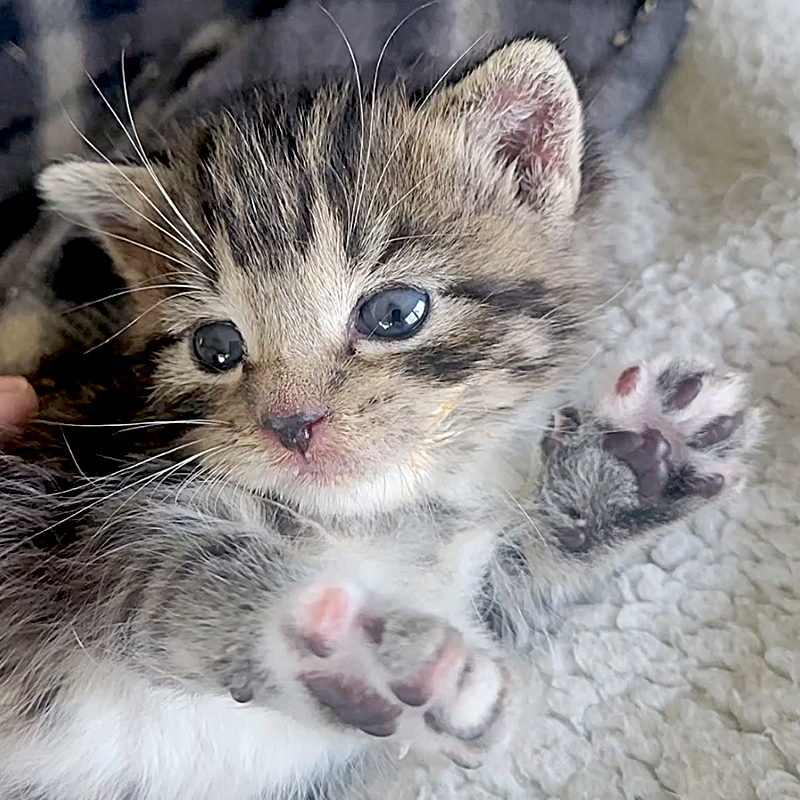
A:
[{"xmin": 0, "ymin": 377, "xmax": 37, "ymax": 436}]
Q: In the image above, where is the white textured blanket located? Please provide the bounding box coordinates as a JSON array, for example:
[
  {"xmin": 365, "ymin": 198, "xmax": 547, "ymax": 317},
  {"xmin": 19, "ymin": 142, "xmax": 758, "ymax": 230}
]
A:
[{"xmin": 386, "ymin": 1, "xmax": 800, "ymax": 797}]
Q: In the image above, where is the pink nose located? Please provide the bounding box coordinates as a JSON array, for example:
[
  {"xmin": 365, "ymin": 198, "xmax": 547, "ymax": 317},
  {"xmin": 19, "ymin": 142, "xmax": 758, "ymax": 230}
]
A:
[{"xmin": 260, "ymin": 412, "xmax": 324, "ymax": 454}]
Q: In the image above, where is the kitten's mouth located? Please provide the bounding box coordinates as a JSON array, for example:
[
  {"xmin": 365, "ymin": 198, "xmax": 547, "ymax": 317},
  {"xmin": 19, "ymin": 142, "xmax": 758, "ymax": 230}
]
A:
[
  {"xmin": 257, "ymin": 415, "xmax": 377, "ymax": 484},
  {"xmin": 273, "ymin": 439, "xmax": 363, "ymax": 484}
]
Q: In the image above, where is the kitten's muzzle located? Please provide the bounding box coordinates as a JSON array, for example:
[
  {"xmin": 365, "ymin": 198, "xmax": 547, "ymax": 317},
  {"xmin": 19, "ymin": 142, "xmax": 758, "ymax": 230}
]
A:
[{"xmin": 261, "ymin": 412, "xmax": 324, "ymax": 454}]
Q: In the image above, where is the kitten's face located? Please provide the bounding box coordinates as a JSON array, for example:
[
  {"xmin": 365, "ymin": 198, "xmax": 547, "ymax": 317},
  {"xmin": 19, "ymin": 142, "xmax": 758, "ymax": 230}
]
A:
[{"xmin": 40, "ymin": 39, "xmax": 599, "ymax": 515}]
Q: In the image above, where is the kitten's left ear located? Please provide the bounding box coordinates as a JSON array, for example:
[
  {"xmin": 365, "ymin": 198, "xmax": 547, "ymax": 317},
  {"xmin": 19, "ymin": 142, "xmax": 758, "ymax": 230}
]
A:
[
  {"xmin": 37, "ymin": 160, "xmax": 185, "ymax": 287},
  {"xmin": 438, "ymin": 38, "xmax": 584, "ymax": 218}
]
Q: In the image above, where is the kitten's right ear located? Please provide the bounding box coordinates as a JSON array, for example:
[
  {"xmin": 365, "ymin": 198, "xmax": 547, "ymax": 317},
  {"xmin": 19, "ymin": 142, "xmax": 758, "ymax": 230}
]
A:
[{"xmin": 37, "ymin": 160, "xmax": 177, "ymax": 285}]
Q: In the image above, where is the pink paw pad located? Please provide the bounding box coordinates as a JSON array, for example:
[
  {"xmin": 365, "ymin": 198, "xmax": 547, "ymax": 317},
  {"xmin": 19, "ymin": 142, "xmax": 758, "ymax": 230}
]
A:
[
  {"xmin": 599, "ymin": 358, "xmax": 760, "ymax": 502},
  {"xmin": 301, "ymin": 585, "xmax": 360, "ymax": 657},
  {"xmin": 615, "ymin": 365, "xmax": 640, "ymax": 397}
]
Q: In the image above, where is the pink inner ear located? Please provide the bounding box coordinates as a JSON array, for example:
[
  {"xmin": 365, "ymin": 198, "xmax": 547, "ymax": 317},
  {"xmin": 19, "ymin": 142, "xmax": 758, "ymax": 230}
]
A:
[{"xmin": 490, "ymin": 82, "xmax": 569, "ymax": 181}]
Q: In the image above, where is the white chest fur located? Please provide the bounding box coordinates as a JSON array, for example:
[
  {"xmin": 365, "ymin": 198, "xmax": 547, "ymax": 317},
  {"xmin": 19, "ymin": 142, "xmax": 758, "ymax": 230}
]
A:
[{"xmin": 2, "ymin": 670, "xmax": 363, "ymax": 800}]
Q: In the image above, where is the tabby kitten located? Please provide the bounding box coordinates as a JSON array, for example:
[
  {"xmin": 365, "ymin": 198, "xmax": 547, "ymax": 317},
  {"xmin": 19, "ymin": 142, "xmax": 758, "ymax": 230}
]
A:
[{"xmin": 0, "ymin": 25, "xmax": 759, "ymax": 800}]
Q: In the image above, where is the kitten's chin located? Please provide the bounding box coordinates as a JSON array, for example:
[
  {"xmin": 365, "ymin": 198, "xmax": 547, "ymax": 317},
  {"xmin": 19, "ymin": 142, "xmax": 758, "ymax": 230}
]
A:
[
  {"xmin": 242, "ymin": 442, "xmax": 523, "ymax": 518},
  {"xmin": 236, "ymin": 455, "xmax": 437, "ymax": 517}
]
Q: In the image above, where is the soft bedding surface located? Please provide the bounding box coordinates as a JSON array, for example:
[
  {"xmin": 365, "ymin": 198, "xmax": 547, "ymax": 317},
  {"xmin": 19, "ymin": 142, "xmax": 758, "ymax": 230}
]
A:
[{"xmin": 384, "ymin": 1, "xmax": 800, "ymax": 797}]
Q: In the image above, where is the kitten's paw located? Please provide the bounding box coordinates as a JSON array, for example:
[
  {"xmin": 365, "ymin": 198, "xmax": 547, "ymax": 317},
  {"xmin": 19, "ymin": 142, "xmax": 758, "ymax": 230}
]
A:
[
  {"xmin": 290, "ymin": 583, "xmax": 511, "ymax": 768},
  {"xmin": 538, "ymin": 357, "xmax": 761, "ymax": 556},
  {"xmin": 597, "ymin": 357, "xmax": 761, "ymax": 504}
]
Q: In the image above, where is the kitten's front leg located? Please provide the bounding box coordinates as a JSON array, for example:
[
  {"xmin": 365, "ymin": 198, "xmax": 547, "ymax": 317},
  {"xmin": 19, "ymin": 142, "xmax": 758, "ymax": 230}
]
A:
[
  {"xmin": 68, "ymin": 497, "xmax": 513, "ymax": 769},
  {"xmin": 487, "ymin": 357, "xmax": 762, "ymax": 633},
  {"xmin": 537, "ymin": 357, "xmax": 761, "ymax": 555}
]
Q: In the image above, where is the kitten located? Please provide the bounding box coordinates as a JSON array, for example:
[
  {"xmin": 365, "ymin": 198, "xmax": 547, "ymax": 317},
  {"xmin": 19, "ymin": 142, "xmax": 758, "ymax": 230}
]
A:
[{"xmin": 0, "ymin": 5, "xmax": 761, "ymax": 800}]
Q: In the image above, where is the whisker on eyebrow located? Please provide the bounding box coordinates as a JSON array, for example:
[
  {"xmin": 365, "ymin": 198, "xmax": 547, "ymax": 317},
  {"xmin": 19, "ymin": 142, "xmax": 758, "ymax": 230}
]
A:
[
  {"xmin": 79, "ymin": 71, "xmax": 215, "ymax": 273},
  {"xmin": 382, "ymin": 231, "xmax": 478, "ymax": 245},
  {"xmin": 376, "ymin": 164, "xmax": 448, "ymax": 222},
  {"xmin": 366, "ymin": 32, "xmax": 488, "ymax": 222},
  {"xmin": 120, "ymin": 54, "xmax": 217, "ymax": 263},
  {"xmin": 60, "ymin": 213, "xmax": 211, "ymax": 278},
  {"xmin": 82, "ymin": 290, "xmax": 200, "ymax": 354},
  {"xmin": 350, "ymin": 2, "xmax": 441, "ymax": 259},
  {"xmin": 62, "ymin": 107, "xmax": 213, "ymax": 272},
  {"xmin": 62, "ymin": 283, "xmax": 206, "ymax": 315},
  {"xmin": 317, "ymin": 4, "xmax": 365, "ymax": 251}
]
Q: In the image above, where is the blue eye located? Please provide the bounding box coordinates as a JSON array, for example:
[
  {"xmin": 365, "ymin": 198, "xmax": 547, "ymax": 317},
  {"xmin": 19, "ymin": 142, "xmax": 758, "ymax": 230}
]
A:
[
  {"xmin": 355, "ymin": 287, "xmax": 430, "ymax": 339},
  {"xmin": 193, "ymin": 321, "xmax": 245, "ymax": 372}
]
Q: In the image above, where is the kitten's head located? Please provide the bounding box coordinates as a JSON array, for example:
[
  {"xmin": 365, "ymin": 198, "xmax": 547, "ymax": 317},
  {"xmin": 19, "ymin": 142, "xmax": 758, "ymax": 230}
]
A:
[{"xmin": 39, "ymin": 38, "xmax": 600, "ymax": 516}]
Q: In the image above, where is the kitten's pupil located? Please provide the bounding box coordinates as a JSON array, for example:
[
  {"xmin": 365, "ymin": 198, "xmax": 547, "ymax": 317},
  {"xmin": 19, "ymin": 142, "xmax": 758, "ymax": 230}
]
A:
[
  {"xmin": 356, "ymin": 288, "xmax": 430, "ymax": 339},
  {"xmin": 193, "ymin": 321, "xmax": 245, "ymax": 373}
]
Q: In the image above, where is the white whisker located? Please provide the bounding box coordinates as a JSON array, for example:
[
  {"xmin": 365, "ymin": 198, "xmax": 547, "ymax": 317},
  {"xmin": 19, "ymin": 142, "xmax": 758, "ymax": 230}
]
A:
[
  {"xmin": 0, "ymin": 442, "xmax": 224, "ymax": 559},
  {"xmin": 366, "ymin": 33, "xmax": 488, "ymax": 221},
  {"xmin": 61, "ymin": 428, "xmax": 93, "ymax": 484},
  {"xmin": 120, "ymin": 54, "xmax": 216, "ymax": 262},
  {"xmin": 60, "ymin": 213, "xmax": 210, "ymax": 275},
  {"xmin": 62, "ymin": 106, "xmax": 212, "ymax": 270},
  {"xmin": 352, "ymin": 2, "xmax": 440, "ymax": 253},
  {"xmin": 74, "ymin": 439, "xmax": 205, "ymax": 486},
  {"xmin": 90, "ymin": 445, "xmax": 230, "ymax": 538},
  {"xmin": 377, "ymin": 164, "xmax": 448, "ymax": 221},
  {"xmin": 63, "ymin": 282, "xmax": 205, "ymax": 314},
  {"xmin": 317, "ymin": 4, "xmax": 364, "ymax": 248},
  {"xmin": 82, "ymin": 290, "xmax": 199, "ymax": 354},
  {"xmin": 31, "ymin": 418, "xmax": 230, "ymax": 430},
  {"xmin": 503, "ymin": 490, "xmax": 547, "ymax": 547},
  {"xmin": 79, "ymin": 71, "xmax": 214, "ymax": 273}
]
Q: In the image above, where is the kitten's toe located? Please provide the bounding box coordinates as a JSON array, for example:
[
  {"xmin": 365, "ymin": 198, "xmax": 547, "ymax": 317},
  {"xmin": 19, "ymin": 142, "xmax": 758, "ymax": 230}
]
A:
[
  {"xmin": 371, "ymin": 610, "xmax": 512, "ymax": 767},
  {"xmin": 421, "ymin": 653, "xmax": 510, "ymax": 764},
  {"xmin": 296, "ymin": 583, "xmax": 362, "ymax": 657},
  {"xmin": 603, "ymin": 427, "xmax": 671, "ymax": 504},
  {"xmin": 290, "ymin": 583, "xmax": 403, "ymax": 736}
]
